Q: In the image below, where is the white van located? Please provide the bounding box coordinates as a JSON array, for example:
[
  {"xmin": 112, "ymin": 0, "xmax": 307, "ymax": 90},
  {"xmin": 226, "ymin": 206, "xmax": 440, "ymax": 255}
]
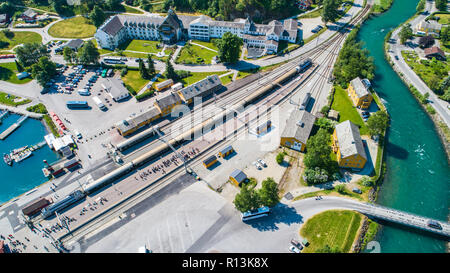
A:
[{"xmin": 92, "ymin": 96, "xmax": 106, "ymax": 110}]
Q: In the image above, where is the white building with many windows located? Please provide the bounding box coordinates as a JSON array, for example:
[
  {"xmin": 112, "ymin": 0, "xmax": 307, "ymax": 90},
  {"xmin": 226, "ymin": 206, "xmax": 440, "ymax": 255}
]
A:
[{"xmin": 95, "ymin": 9, "xmax": 299, "ymax": 55}]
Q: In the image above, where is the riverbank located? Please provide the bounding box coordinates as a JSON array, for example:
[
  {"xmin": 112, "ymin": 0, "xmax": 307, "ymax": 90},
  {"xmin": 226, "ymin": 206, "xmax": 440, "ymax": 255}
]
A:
[{"xmin": 383, "ymin": 23, "xmax": 450, "ymax": 162}]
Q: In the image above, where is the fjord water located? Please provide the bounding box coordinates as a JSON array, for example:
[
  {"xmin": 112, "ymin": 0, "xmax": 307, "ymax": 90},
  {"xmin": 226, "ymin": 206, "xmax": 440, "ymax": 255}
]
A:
[
  {"xmin": 358, "ymin": 0, "xmax": 449, "ymax": 252},
  {"xmin": 0, "ymin": 114, "xmax": 59, "ymax": 203}
]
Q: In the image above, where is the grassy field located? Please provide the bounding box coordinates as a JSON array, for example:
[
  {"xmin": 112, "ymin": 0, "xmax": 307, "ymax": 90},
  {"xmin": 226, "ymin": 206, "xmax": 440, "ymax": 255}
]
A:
[
  {"xmin": 48, "ymin": 17, "xmax": 96, "ymax": 38},
  {"xmin": 303, "ymin": 26, "xmax": 327, "ymax": 45},
  {"xmin": 298, "ymin": 7, "xmax": 322, "ymax": 19},
  {"xmin": 331, "ymin": 85, "xmax": 369, "ymax": 135},
  {"xmin": 300, "ymin": 210, "xmax": 362, "ymax": 253},
  {"xmin": 191, "ymin": 39, "xmax": 219, "ymax": 51},
  {"xmin": 0, "ymin": 31, "xmax": 42, "ymax": 51},
  {"xmin": 372, "ymin": 0, "xmax": 393, "ymax": 13},
  {"xmin": 434, "ymin": 13, "xmax": 450, "ymax": 24},
  {"xmin": 401, "ymin": 50, "xmax": 450, "ymax": 94},
  {"xmin": 121, "ymin": 70, "xmax": 149, "ymax": 95},
  {"xmin": 176, "ymin": 43, "xmax": 217, "ymax": 64},
  {"xmin": 0, "ymin": 91, "xmax": 31, "ymax": 106},
  {"xmin": 181, "ymin": 71, "xmax": 227, "ymax": 86},
  {"xmin": 123, "ymin": 5, "xmax": 144, "ymax": 14},
  {"xmin": 220, "ymin": 74, "xmax": 233, "ymax": 85},
  {"xmin": 119, "ymin": 39, "xmax": 162, "ymax": 54},
  {"xmin": 0, "ymin": 62, "xmax": 32, "ymax": 84}
]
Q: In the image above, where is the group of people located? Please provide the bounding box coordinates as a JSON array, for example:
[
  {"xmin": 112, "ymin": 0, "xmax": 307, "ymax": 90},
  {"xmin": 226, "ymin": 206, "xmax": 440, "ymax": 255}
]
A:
[
  {"xmin": 134, "ymin": 147, "xmax": 200, "ymax": 181},
  {"xmin": 0, "ymin": 233, "xmax": 41, "ymax": 253},
  {"xmin": 80, "ymin": 196, "xmax": 108, "ymax": 216}
]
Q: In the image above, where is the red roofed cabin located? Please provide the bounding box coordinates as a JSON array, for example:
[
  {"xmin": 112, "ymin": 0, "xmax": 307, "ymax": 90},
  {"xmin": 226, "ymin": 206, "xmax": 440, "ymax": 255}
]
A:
[
  {"xmin": 21, "ymin": 9, "xmax": 38, "ymax": 23},
  {"xmin": 424, "ymin": 46, "xmax": 446, "ymax": 61}
]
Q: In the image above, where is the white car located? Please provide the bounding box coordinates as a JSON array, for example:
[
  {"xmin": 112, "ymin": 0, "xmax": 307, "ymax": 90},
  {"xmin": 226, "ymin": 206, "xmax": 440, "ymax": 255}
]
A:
[
  {"xmin": 257, "ymin": 159, "xmax": 267, "ymax": 167},
  {"xmin": 74, "ymin": 130, "xmax": 82, "ymax": 139},
  {"xmin": 253, "ymin": 161, "xmax": 262, "ymax": 170},
  {"xmin": 289, "ymin": 245, "xmax": 301, "ymax": 253}
]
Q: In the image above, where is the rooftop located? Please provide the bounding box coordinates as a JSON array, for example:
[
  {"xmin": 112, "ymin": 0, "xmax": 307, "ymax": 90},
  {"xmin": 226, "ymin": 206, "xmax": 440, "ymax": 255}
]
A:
[
  {"xmin": 350, "ymin": 77, "xmax": 370, "ymax": 98},
  {"xmin": 281, "ymin": 110, "xmax": 316, "ymax": 144},
  {"xmin": 335, "ymin": 120, "xmax": 367, "ymax": 160}
]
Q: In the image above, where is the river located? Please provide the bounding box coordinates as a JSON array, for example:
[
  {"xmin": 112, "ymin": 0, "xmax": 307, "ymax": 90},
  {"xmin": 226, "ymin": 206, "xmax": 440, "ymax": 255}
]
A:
[{"xmin": 358, "ymin": 0, "xmax": 449, "ymax": 252}]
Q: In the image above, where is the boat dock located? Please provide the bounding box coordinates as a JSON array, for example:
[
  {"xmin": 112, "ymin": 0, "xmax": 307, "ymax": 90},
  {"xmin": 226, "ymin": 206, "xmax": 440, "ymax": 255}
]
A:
[
  {"xmin": 0, "ymin": 104, "xmax": 43, "ymax": 119},
  {"xmin": 0, "ymin": 115, "xmax": 28, "ymax": 140},
  {"xmin": 0, "ymin": 110, "xmax": 8, "ymax": 124}
]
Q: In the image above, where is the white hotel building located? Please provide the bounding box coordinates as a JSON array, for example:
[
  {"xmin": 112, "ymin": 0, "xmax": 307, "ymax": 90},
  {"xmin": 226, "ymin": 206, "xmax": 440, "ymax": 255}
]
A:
[{"xmin": 95, "ymin": 9, "xmax": 299, "ymax": 55}]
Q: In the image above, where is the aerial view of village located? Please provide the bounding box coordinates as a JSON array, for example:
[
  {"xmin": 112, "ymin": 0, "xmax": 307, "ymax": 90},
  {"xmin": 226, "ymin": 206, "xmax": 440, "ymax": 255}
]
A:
[{"xmin": 0, "ymin": 0, "xmax": 448, "ymax": 256}]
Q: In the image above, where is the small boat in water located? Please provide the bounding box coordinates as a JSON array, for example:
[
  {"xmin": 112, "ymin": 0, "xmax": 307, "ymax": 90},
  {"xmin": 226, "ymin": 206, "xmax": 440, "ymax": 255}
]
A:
[
  {"xmin": 3, "ymin": 153, "xmax": 12, "ymax": 166},
  {"xmin": 13, "ymin": 150, "xmax": 32, "ymax": 163}
]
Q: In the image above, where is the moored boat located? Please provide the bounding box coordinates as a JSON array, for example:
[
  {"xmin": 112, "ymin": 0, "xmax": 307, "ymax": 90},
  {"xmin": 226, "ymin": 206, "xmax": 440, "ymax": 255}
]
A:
[
  {"xmin": 3, "ymin": 153, "xmax": 12, "ymax": 166},
  {"xmin": 13, "ymin": 150, "xmax": 32, "ymax": 163}
]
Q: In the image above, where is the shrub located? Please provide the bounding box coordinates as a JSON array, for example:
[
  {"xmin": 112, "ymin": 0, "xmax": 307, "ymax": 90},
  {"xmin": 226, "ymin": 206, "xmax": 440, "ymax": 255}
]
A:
[
  {"xmin": 276, "ymin": 152, "xmax": 285, "ymax": 165},
  {"xmin": 335, "ymin": 184, "xmax": 346, "ymax": 194},
  {"xmin": 121, "ymin": 67, "xmax": 128, "ymax": 77},
  {"xmin": 26, "ymin": 103, "xmax": 48, "ymax": 114},
  {"xmin": 135, "ymin": 89, "xmax": 154, "ymax": 101}
]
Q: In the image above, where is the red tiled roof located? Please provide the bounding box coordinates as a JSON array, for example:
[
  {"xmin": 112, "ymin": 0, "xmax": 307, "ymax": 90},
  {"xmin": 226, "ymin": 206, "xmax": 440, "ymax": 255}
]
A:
[{"xmin": 424, "ymin": 46, "xmax": 445, "ymax": 57}]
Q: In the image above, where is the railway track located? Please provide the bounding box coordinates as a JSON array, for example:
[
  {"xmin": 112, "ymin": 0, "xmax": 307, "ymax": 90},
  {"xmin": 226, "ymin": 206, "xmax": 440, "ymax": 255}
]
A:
[{"xmin": 57, "ymin": 3, "xmax": 372, "ymax": 247}]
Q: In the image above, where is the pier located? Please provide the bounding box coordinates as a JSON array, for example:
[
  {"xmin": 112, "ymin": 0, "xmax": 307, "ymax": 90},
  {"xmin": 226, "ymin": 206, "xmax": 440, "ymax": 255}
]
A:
[
  {"xmin": 0, "ymin": 110, "xmax": 8, "ymax": 124},
  {"xmin": 0, "ymin": 115, "xmax": 28, "ymax": 140},
  {"xmin": 0, "ymin": 104, "xmax": 43, "ymax": 119}
]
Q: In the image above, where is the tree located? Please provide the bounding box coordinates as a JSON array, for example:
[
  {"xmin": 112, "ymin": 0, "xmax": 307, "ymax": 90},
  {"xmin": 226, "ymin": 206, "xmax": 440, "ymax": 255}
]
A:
[
  {"xmin": 335, "ymin": 184, "xmax": 346, "ymax": 194},
  {"xmin": 416, "ymin": 0, "xmax": 425, "ymax": 13},
  {"xmin": 106, "ymin": 0, "xmax": 122, "ymax": 10},
  {"xmin": 258, "ymin": 177, "xmax": 280, "ymax": 207},
  {"xmin": 435, "ymin": 0, "xmax": 447, "ymax": 11},
  {"xmin": 333, "ymin": 27, "xmax": 375, "ymax": 85},
  {"xmin": 304, "ymin": 128, "xmax": 333, "ymax": 170},
  {"xmin": 322, "ymin": 0, "xmax": 341, "ymax": 23},
  {"xmin": 147, "ymin": 54, "xmax": 155, "ymax": 75},
  {"xmin": 233, "ymin": 183, "xmax": 260, "ymax": 213},
  {"xmin": 15, "ymin": 43, "xmax": 49, "ymax": 67},
  {"xmin": 31, "ymin": 56, "xmax": 57, "ymax": 87},
  {"xmin": 418, "ymin": 35, "xmax": 434, "ymax": 48},
  {"xmin": 441, "ymin": 27, "xmax": 449, "ymax": 43},
  {"xmin": 366, "ymin": 110, "xmax": 389, "ymax": 137},
  {"xmin": 399, "ymin": 23, "xmax": 413, "ymax": 44},
  {"xmin": 165, "ymin": 59, "xmax": 177, "ymax": 81},
  {"xmin": 2, "ymin": 29, "xmax": 13, "ymax": 39},
  {"xmin": 63, "ymin": 46, "xmax": 76, "ymax": 63},
  {"xmin": 315, "ymin": 117, "xmax": 334, "ymax": 133},
  {"xmin": 276, "ymin": 151, "xmax": 285, "ymax": 165},
  {"xmin": 316, "ymin": 244, "xmax": 341, "ymax": 253},
  {"xmin": 15, "ymin": 59, "xmax": 23, "ymax": 72},
  {"xmin": 77, "ymin": 40, "xmax": 100, "ymax": 65},
  {"xmin": 89, "ymin": 5, "xmax": 106, "ymax": 28},
  {"xmin": 138, "ymin": 58, "xmax": 149, "ymax": 79},
  {"xmin": 215, "ymin": 32, "xmax": 243, "ymax": 64}
]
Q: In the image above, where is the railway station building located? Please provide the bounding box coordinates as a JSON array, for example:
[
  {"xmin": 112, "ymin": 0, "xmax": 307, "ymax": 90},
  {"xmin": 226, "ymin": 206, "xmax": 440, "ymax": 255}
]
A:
[
  {"xmin": 280, "ymin": 110, "xmax": 316, "ymax": 152},
  {"xmin": 154, "ymin": 92, "xmax": 182, "ymax": 116},
  {"xmin": 114, "ymin": 106, "xmax": 161, "ymax": 136},
  {"xmin": 332, "ymin": 120, "xmax": 367, "ymax": 170},
  {"xmin": 347, "ymin": 77, "xmax": 373, "ymax": 110},
  {"xmin": 177, "ymin": 74, "xmax": 223, "ymax": 104}
]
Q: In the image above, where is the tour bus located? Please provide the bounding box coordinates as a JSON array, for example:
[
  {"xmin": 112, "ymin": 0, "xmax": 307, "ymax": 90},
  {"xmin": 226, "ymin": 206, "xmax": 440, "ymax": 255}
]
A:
[
  {"xmin": 66, "ymin": 101, "xmax": 89, "ymax": 109},
  {"xmin": 241, "ymin": 206, "xmax": 271, "ymax": 221},
  {"xmin": 103, "ymin": 57, "xmax": 123, "ymax": 64}
]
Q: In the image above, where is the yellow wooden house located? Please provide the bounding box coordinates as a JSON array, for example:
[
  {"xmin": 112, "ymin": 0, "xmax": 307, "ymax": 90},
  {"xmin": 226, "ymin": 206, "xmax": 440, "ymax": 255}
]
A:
[
  {"xmin": 332, "ymin": 120, "xmax": 367, "ymax": 169},
  {"xmin": 348, "ymin": 77, "xmax": 373, "ymax": 110}
]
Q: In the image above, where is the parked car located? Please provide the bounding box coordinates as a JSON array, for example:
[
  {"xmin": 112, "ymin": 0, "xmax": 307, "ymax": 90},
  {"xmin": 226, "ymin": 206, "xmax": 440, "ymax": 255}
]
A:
[
  {"xmin": 290, "ymin": 239, "xmax": 303, "ymax": 250},
  {"xmin": 257, "ymin": 159, "xmax": 267, "ymax": 167},
  {"xmin": 253, "ymin": 161, "xmax": 262, "ymax": 170},
  {"xmin": 289, "ymin": 245, "xmax": 301, "ymax": 253},
  {"xmin": 394, "ymin": 55, "xmax": 399, "ymax": 60}
]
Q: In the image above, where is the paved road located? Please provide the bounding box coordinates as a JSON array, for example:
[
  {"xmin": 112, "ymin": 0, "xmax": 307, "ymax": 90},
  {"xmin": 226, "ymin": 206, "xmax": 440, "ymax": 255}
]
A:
[{"xmin": 388, "ymin": 1, "xmax": 450, "ymax": 127}]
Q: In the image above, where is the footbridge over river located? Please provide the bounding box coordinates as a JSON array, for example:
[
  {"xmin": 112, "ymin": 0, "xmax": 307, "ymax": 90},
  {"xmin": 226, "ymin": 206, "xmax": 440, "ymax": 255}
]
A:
[{"xmin": 351, "ymin": 202, "xmax": 449, "ymax": 238}]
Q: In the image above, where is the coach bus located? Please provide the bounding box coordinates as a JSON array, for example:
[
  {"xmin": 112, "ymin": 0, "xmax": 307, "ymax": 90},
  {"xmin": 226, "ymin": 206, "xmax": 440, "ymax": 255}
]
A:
[
  {"xmin": 66, "ymin": 100, "xmax": 89, "ymax": 109},
  {"xmin": 241, "ymin": 206, "xmax": 271, "ymax": 221},
  {"xmin": 103, "ymin": 57, "xmax": 124, "ymax": 64}
]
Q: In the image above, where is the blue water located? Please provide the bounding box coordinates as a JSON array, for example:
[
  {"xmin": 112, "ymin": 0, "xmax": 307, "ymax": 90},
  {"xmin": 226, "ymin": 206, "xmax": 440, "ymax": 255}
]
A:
[
  {"xmin": 0, "ymin": 114, "xmax": 59, "ymax": 204},
  {"xmin": 358, "ymin": 0, "xmax": 450, "ymax": 252}
]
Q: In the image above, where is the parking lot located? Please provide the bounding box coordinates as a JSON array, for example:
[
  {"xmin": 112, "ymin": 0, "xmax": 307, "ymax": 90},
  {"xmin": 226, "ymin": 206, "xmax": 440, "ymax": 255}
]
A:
[{"xmin": 37, "ymin": 64, "xmax": 157, "ymax": 165}]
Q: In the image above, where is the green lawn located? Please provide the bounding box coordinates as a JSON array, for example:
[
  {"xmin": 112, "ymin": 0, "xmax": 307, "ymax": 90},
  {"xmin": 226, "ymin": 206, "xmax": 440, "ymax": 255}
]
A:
[
  {"xmin": 331, "ymin": 85, "xmax": 369, "ymax": 135},
  {"xmin": 434, "ymin": 13, "xmax": 450, "ymax": 24},
  {"xmin": 300, "ymin": 210, "xmax": 362, "ymax": 253},
  {"xmin": 48, "ymin": 17, "xmax": 96, "ymax": 38},
  {"xmin": 176, "ymin": 43, "xmax": 217, "ymax": 64},
  {"xmin": 0, "ymin": 62, "xmax": 32, "ymax": 84},
  {"xmin": 372, "ymin": 0, "xmax": 393, "ymax": 13},
  {"xmin": 191, "ymin": 39, "xmax": 219, "ymax": 51},
  {"xmin": 0, "ymin": 91, "xmax": 31, "ymax": 106},
  {"xmin": 0, "ymin": 31, "xmax": 42, "ymax": 51},
  {"xmin": 123, "ymin": 5, "xmax": 144, "ymax": 14},
  {"xmin": 298, "ymin": 7, "xmax": 322, "ymax": 19},
  {"xmin": 121, "ymin": 70, "xmax": 150, "ymax": 95},
  {"xmin": 181, "ymin": 71, "xmax": 227, "ymax": 86},
  {"xmin": 401, "ymin": 50, "xmax": 450, "ymax": 95},
  {"xmin": 220, "ymin": 74, "xmax": 233, "ymax": 85},
  {"xmin": 119, "ymin": 39, "xmax": 163, "ymax": 54}
]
